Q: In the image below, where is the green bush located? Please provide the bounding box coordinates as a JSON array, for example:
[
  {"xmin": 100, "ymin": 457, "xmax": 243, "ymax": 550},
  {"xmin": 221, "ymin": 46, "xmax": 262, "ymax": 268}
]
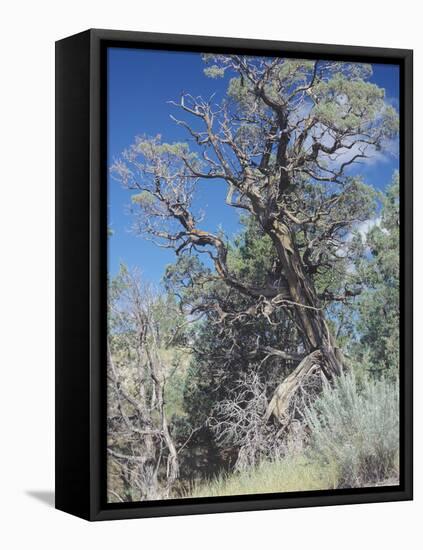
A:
[{"xmin": 305, "ymin": 372, "xmax": 399, "ymax": 488}]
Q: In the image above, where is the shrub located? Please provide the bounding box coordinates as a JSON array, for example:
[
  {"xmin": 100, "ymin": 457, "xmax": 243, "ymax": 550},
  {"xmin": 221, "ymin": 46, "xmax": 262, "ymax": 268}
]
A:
[
  {"xmin": 208, "ymin": 372, "xmax": 286, "ymax": 471},
  {"xmin": 305, "ymin": 372, "xmax": 399, "ymax": 488}
]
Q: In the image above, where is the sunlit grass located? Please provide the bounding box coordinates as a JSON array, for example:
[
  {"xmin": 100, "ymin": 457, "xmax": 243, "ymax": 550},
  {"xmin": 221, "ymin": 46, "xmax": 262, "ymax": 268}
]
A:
[{"xmin": 186, "ymin": 454, "xmax": 339, "ymax": 498}]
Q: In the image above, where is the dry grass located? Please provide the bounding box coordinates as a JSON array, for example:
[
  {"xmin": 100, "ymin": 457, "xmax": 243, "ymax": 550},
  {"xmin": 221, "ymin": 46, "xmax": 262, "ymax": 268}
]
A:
[
  {"xmin": 186, "ymin": 454, "xmax": 338, "ymax": 498},
  {"xmin": 185, "ymin": 373, "xmax": 399, "ymax": 499}
]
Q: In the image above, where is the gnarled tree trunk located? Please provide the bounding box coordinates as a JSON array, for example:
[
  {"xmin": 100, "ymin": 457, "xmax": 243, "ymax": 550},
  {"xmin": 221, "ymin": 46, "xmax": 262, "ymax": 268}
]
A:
[{"xmin": 265, "ymin": 221, "xmax": 344, "ymax": 424}]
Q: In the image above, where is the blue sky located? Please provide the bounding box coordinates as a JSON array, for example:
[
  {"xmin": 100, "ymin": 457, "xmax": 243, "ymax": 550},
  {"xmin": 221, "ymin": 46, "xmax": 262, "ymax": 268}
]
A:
[{"xmin": 107, "ymin": 48, "xmax": 399, "ymax": 284}]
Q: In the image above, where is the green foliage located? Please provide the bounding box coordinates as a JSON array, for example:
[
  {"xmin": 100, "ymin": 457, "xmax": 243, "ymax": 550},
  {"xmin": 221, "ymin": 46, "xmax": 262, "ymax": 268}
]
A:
[
  {"xmin": 227, "ymin": 76, "xmax": 256, "ymax": 112},
  {"xmin": 163, "ymin": 254, "xmax": 213, "ymax": 315},
  {"xmin": 304, "ymin": 177, "xmax": 378, "ymax": 298},
  {"xmin": 175, "ymin": 216, "xmax": 301, "ymax": 476},
  {"xmin": 131, "ymin": 190, "xmax": 155, "ymax": 206},
  {"xmin": 353, "ymin": 173, "xmax": 400, "ymax": 377},
  {"xmin": 305, "ymin": 372, "xmax": 399, "ymax": 488},
  {"xmin": 162, "ymin": 348, "xmax": 191, "ymax": 419},
  {"xmin": 204, "ymin": 55, "xmax": 397, "ymax": 142},
  {"xmin": 131, "ymin": 136, "xmax": 196, "ymax": 161},
  {"xmin": 227, "ymin": 215, "xmax": 277, "ymax": 287},
  {"xmin": 203, "ymin": 65, "xmax": 226, "ymax": 78},
  {"xmin": 313, "ymin": 72, "xmax": 398, "ymax": 135},
  {"xmin": 314, "ymin": 74, "xmax": 383, "ymax": 131},
  {"xmin": 275, "ymin": 59, "xmax": 316, "ymax": 85},
  {"xmin": 181, "ymin": 216, "xmax": 299, "ymax": 430}
]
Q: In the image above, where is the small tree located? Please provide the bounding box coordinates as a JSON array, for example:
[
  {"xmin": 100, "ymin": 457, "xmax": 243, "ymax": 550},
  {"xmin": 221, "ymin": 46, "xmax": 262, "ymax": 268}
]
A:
[
  {"xmin": 107, "ymin": 267, "xmax": 184, "ymax": 501},
  {"xmin": 354, "ymin": 173, "xmax": 400, "ymax": 377}
]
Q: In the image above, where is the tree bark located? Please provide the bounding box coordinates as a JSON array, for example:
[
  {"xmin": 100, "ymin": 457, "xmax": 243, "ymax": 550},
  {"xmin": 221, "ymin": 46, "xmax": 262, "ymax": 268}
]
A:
[
  {"xmin": 264, "ymin": 350, "xmax": 322, "ymax": 423},
  {"xmin": 147, "ymin": 348, "xmax": 180, "ymax": 495},
  {"xmin": 265, "ymin": 220, "xmax": 343, "ymax": 423}
]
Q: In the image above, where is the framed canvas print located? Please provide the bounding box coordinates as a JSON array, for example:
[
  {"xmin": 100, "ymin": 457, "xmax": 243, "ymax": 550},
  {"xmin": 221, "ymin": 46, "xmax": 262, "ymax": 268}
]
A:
[{"xmin": 55, "ymin": 29, "xmax": 413, "ymax": 521}]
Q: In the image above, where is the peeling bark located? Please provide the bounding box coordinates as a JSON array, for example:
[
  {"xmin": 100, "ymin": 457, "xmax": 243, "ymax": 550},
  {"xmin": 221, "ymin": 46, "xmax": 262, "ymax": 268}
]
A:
[
  {"xmin": 264, "ymin": 350, "xmax": 322, "ymax": 424},
  {"xmin": 264, "ymin": 221, "xmax": 344, "ymax": 424}
]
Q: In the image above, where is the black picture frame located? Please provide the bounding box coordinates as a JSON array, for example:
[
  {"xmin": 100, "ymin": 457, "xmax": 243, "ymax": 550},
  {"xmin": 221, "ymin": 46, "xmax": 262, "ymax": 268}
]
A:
[{"xmin": 55, "ymin": 28, "xmax": 413, "ymax": 521}]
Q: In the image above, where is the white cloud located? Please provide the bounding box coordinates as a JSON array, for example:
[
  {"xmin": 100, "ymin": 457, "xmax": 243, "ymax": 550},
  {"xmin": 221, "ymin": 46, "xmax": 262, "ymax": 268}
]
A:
[
  {"xmin": 356, "ymin": 216, "xmax": 381, "ymax": 242},
  {"xmin": 336, "ymin": 216, "xmax": 381, "ymax": 264}
]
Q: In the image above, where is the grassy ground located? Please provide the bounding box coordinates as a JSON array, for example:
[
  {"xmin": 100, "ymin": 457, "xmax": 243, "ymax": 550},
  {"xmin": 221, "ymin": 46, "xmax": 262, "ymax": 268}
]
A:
[
  {"xmin": 182, "ymin": 373, "xmax": 399, "ymax": 499},
  {"xmin": 186, "ymin": 454, "xmax": 339, "ymax": 498}
]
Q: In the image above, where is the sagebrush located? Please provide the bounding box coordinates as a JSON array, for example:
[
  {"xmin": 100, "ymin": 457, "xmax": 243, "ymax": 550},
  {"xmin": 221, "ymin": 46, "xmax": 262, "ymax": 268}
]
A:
[{"xmin": 305, "ymin": 372, "xmax": 399, "ymax": 488}]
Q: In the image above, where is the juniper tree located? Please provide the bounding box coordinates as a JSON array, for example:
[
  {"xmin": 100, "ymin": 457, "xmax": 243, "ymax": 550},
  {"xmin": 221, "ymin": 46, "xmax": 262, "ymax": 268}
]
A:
[
  {"xmin": 355, "ymin": 173, "xmax": 400, "ymax": 377},
  {"xmin": 112, "ymin": 55, "xmax": 398, "ymax": 425}
]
